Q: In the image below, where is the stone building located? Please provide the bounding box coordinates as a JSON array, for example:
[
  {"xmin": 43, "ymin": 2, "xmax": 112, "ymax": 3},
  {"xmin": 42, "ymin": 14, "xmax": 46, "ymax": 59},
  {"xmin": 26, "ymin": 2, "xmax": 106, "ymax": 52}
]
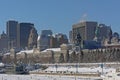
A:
[{"xmin": 28, "ymin": 27, "xmax": 38, "ymax": 49}]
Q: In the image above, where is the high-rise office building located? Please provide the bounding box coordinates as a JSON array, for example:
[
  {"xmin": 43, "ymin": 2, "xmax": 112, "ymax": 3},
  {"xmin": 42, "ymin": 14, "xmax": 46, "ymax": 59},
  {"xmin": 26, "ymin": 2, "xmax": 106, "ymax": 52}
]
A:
[
  {"xmin": 72, "ymin": 21, "xmax": 97, "ymax": 43},
  {"xmin": 17, "ymin": 23, "xmax": 35, "ymax": 49},
  {"xmin": 69, "ymin": 31, "xmax": 73, "ymax": 43},
  {"xmin": 96, "ymin": 24, "xmax": 112, "ymax": 44},
  {"xmin": 49, "ymin": 36, "xmax": 58, "ymax": 48},
  {"xmin": 0, "ymin": 31, "xmax": 8, "ymax": 52},
  {"xmin": 55, "ymin": 33, "xmax": 68, "ymax": 46},
  {"xmin": 37, "ymin": 30, "xmax": 68, "ymax": 50},
  {"xmin": 6, "ymin": 20, "xmax": 18, "ymax": 49},
  {"xmin": 41, "ymin": 30, "xmax": 53, "ymax": 36},
  {"xmin": 37, "ymin": 30, "xmax": 53, "ymax": 51},
  {"xmin": 98, "ymin": 24, "xmax": 112, "ymax": 40}
]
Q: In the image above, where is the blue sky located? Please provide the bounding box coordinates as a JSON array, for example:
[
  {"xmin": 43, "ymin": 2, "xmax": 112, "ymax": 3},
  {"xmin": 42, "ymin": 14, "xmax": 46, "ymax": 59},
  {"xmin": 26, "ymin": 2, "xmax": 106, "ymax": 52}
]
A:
[{"xmin": 0, "ymin": 0, "xmax": 120, "ymax": 36}]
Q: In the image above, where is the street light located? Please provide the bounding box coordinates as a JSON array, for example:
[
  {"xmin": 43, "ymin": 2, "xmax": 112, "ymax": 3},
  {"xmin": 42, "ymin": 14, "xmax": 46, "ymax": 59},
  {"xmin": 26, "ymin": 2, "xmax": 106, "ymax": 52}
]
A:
[{"xmin": 55, "ymin": 63, "xmax": 58, "ymax": 73}]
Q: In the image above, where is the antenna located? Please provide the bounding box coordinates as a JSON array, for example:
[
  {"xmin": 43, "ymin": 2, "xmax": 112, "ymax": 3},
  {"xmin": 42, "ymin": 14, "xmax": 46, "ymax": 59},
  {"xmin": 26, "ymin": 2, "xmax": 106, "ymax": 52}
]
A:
[{"xmin": 80, "ymin": 13, "xmax": 87, "ymax": 22}]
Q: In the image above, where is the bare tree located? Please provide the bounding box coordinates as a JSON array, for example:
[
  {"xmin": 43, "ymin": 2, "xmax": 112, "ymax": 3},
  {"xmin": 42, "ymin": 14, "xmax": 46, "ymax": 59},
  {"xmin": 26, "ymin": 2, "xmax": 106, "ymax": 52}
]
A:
[
  {"xmin": 65, "ymin": 50, "xmax": 70, "ymax": 63},
  {"xmin": 59, "ymin": 53, "xmax": 64, "ymax": 63}
]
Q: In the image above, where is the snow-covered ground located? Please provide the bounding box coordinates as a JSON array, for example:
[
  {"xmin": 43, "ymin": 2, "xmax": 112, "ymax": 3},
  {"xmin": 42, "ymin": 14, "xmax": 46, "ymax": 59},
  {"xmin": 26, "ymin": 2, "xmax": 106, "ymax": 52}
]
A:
[
  {"xmin": 0, "ymin": 74, "xmax": 102, "ymax": 80},
  {"xmin": 1, "ymin": 63, "xmax": 120, "ymax": 80},
  {"xmin": 31, "ymin": 65, "xmax": 115, "ymax": 75},
  {"xmin": 30, "ymin": 65, "xmax": 120, "ymax": 80}
]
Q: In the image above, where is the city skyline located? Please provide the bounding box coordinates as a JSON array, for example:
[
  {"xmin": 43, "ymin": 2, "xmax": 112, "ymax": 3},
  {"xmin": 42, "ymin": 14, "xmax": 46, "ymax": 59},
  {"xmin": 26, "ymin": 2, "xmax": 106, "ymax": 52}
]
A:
[{"xmin": 0, "ymin": 0, "xmax": 120, "ymax": 36}]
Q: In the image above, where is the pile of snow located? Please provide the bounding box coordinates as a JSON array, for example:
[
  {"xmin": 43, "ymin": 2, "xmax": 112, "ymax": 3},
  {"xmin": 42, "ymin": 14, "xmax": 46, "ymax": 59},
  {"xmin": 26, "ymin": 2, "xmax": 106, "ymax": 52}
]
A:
[
  {"xmin": 31, "ymin": 65, "xmax": 115, "ymax": 75},
  {"xmin": 42, "ymin": 48, "xmax": 61, "ymax": 52},
  {"xmin": 17, "ymin": 49, "xmax": 34, "ymax": 54},
  {"xmin": 4, "ymin": 52, "xmax": 10, "ymax": 56},
  {"xmin": 4, "ymin": 49, "xmax": 34, "ymax": 55},
  {"xmin": 0, "ymin": 63, "xmax": 4, "ymax": 67},
  {"xmin": 44, "ymin": 66, "xmax": 115, "ymax": 74}
]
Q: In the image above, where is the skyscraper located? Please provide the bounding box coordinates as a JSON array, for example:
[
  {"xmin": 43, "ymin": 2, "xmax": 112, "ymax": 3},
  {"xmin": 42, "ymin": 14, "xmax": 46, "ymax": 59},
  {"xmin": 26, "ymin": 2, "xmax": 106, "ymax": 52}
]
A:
[
  {"xmin": 37, "ymin": 30, "xmax": 53, "ymax": 51},
  {"xmin": 17, "ymin": 23, "xmax": 35, "ymax": 49},
  {"xmin": 6, "ymin": 20, "xmax": 18, "ymax": 49},
  {"xmin": 98, "ymin": 24, "xmax": 112, "ymax": 40},
  {"xmin": 97, "ymin": 24, "xmax": 112, "ymax": 44},
  {"xmin": 69, "ymin": 30, "xmax": 73, "ymax": 43},
  {"xmin": 72, "ymin": 21, "xmax": 97, "ymax": 43},
  {"xmin": 55, "ymin": 33, "xmax": 68, "ymax": 46},
  {"xmin": 0, "ymin": 31, "xmax": 8, "ymax": 51}
]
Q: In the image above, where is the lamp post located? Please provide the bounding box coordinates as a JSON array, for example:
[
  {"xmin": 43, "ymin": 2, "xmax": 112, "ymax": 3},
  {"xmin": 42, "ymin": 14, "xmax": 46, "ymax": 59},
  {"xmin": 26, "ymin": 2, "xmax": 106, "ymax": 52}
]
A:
[
  {"xmin": 74, "ymin": 33, "xmax": 82, "ymax": 80},
  {"xmin": 101, "ymin": 63, "xmax": 104, "ymax": 75},
  {"xmin": 55, "ymin": 63, "xmax": 58, "ymax": 73},
  {"xmin": 75, "ymin": 33, "xmax": 82, "ymax": 62}
]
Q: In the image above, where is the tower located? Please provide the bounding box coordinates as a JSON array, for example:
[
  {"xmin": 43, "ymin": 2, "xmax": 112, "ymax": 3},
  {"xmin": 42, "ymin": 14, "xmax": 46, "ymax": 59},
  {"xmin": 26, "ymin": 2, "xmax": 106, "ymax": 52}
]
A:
[
  {"xmin": 6, "ymin": 20, "xmax": 18, "ymax": 49},
  {"xmin": 17, "ymin": 23, "xmax": 35, "ymax": 49},
  {"xmin": 72, "ymin": 21, "xmax": 97, "ymax": 43},
  {"xmin": 38, "ymin": 30, "xmax": 53, "ymax": 51},
  {"xmin": 0, "ymin": 31, "xmax": 8, "ymax": 52}
]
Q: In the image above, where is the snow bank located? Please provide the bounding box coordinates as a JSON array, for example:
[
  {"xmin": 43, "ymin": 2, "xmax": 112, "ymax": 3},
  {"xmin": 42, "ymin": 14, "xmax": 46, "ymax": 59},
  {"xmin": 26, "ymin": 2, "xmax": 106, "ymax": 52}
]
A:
[
  {"xmin": 44, "ymin": 66, "xmax": 115, "ymax": 74},
  {"xmin": 4, "ymin": 52, "xmax": 10, "ymax": 56},
  {"xmin": 42, "ymin": 48, "xmax": 61, "ymax": 52},
  {"xmin": 17, "ymin": 49, "xmax": 34, "ymax": 54},
  {"xmin": 0, "ymin": 63, "xmax": 4, "ymax": 67}
]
